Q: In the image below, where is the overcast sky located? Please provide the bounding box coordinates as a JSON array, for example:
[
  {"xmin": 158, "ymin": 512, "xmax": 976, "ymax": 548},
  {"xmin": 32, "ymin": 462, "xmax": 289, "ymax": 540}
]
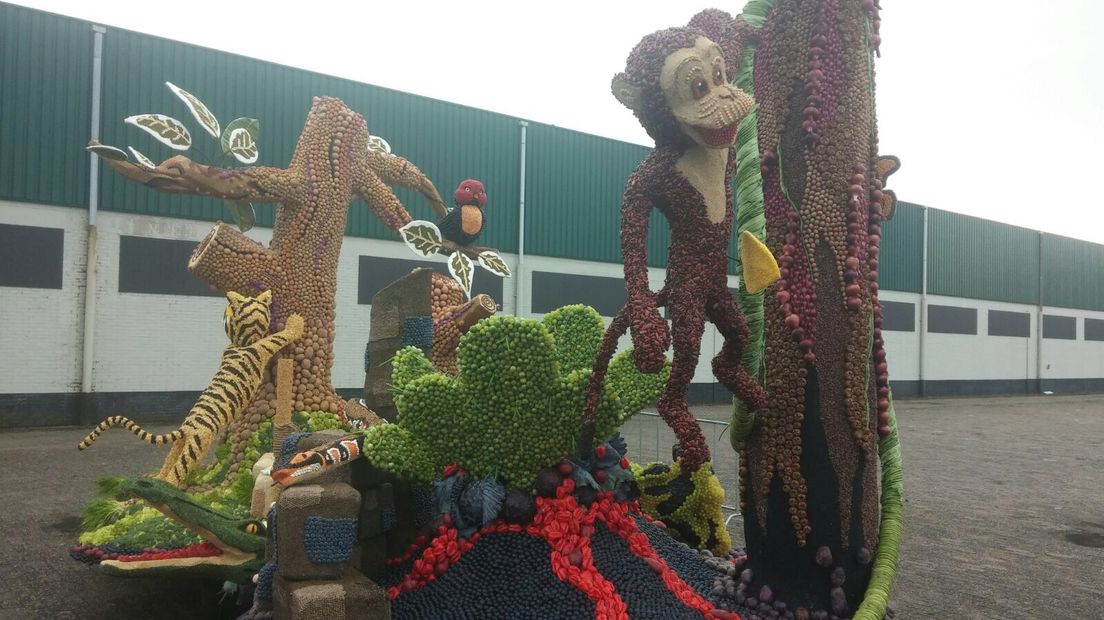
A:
[{"xmin": 13, "ymin": 0, "xmax": 1104, "ymax": 244}]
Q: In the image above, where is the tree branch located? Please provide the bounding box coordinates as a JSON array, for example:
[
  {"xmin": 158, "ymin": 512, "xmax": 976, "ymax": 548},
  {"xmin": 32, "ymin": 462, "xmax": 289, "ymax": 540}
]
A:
[
  {"xmin": 187, "ymin": 222, "xmax": 275, "ymax": 294},
  {"xmin": 366, "ymin": 150, "xmax": 448, "ymax": 219},
  {"xmin": 88, "ymin": 140, "xmax": 301, "ymax": 203}
]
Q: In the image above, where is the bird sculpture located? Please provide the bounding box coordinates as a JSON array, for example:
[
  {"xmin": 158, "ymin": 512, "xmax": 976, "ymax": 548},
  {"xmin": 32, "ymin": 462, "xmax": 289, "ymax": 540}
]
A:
[{"xmin": 437, "ymin": 179, "xmax": 487, "ymax": 246}]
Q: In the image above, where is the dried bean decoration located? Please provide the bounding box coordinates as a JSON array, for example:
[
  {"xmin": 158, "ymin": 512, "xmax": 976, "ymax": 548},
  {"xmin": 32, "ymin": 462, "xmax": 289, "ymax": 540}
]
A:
[
  {"xmin": 735, "ymin": 0, "xmax": 901, "ymax": 615},
  {"xmin": 579, "ymin": 9, "xmax": 776, "ymax": 474}
]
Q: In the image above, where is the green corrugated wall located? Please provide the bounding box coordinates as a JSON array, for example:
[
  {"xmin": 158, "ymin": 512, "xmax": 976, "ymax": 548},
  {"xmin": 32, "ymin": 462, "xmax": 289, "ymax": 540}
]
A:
[
  {"xmin": 1042, "ymin": 234, "xmax": 1104, "ymax": 311},
  {"xmin": 0, "ymin": 4, "xmax": 91, "ymax": 207},
  {"xmin": 97, "ymin": 27, "xmax": 522, "ymax": 252},
  {"xmin": 927, "ymin": 209, "xmax": 1040, "ymax": 305},
  {"xmin": 524, "ymin": 122, "xmax": 650, "ymax": 264},
  {"xmin": 878, "ymin": 201, "xmax": 924, "ymax": 293},
  {"xmin": 2, "ymin": 2, "xmax": 1103, "ymax": 309}
]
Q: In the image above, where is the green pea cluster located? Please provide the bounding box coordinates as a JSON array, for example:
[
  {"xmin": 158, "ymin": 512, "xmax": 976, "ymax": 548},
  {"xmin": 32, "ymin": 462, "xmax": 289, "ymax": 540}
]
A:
[
  {"xmin": 376, "ymin": 308, "xmax": 668, "ymax": 488},
  {"xmin": 607, "ymin": 348, "xmax": 671, "ymax": 424},
  {"xmin": 541, "ymin": 304, "xmax": 605, "ymax": 374}
]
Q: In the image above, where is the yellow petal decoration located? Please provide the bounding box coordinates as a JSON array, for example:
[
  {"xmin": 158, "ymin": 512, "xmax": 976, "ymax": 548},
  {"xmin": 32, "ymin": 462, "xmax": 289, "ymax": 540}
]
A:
[{"xmin": 739, "ymin": 230, "xmax": 780, "ymax": 294}]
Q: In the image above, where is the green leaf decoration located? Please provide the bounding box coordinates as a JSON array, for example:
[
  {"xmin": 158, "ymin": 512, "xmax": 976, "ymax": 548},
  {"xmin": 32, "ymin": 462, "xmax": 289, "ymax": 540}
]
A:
[
  {"xmin": 387, "ymin": 315, "xmax": 626, "ymax": 487},
  {"xmin": 226, "ymin": 201, "xmax": 256, "ymax": 232},
  {"xmin": 127, "ymin": 146, "xmax": 157, "ymax": 170},
  {"xmin": 165, "ymin": 82, "xmax": 220, "ymax": 139},
  {"xmin": 221, "ymin": 117, "xmax": 260, "ymax": 154},
  {"xmin": 125, "ymin": 114, "xmax": 192, "ymax": 151},
  {"xmin": 448, "ymin": 251, "xmax": 474, "ymax": 298},
  {"xmin": 227, "ymin": 128, "xmax": 259, "ymax": 164},
  {"xmin": 399, "ymin": 220, "xmax": 444, "ymax": 258},
  {"xmin": 86, "ymin": 143, "xmax": 128, "ymax": 161},
  {"xmin": 739, "ymin": 0, "xmax": 775, "ymax": 30},
  {"xmin": 390, "ymin": 346, "xmax": 438, "ymax": 395},
  {"xmin": 607, "ymin": 348, "xmax": 670, "ymax": 424},
  {"xmin": 541, "ymin": 305, "xmax": 604, "ymax": 374},
  {"xmin": 477, "ymin": 251, "xmax": 512, "ymax": 277},
  {"xmin": 367, "ymin": 134, "xmax": 392, "ymax": 155},
  {"xmin": 854, "ymin": 395, "xmax": 904, "ymax": 620}
]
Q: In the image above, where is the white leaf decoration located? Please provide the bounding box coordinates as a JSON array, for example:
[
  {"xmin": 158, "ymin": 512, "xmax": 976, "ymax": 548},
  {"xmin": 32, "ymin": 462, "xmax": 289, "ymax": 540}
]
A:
[
  {"xmin": 367, "ymin": 135, "xmax": 392, "ymax": 155},
  {"xmin": 86, "ymin": 143, "xmax": 128, "ymax": 161},
  {"xmin": 227, "ymin": 127, "xmax": 259, "ymax": 164},
  {"xmin": 399, "ymin": 220, "xmax": 445, "ymax": 258},
  {"xmin": 165, "ymin": 82, "xmax": 220, "ymax": 138},
  {"xmin": 477, "ymin": 251, "xmax": 512, "ymax": 277},
  {"xmin": 125, "ymin": 114, "xmax": 192, "ymax": 150},
  {"xmin": 448, "ymin": 251, "xmax": 474, "ymax": 298},
  {"xmin": 221, "ymin": 117, "xmax": 260, "ymax": 154},
  {"xmin": 127, "ymin": 146, "xmax": 157, "ymax": 170}
]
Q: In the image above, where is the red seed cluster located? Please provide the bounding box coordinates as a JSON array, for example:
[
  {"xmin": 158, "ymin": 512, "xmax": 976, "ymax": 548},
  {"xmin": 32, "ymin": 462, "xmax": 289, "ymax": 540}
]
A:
[{"xmin": 387, "ymin": 479, "xmax": 740, "ymax": 619}]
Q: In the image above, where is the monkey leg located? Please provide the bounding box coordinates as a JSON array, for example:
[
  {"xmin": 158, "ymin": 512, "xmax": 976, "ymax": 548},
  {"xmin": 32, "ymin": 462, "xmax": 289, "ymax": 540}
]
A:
[
  {"xmin": 577, "ymin": 308, "xmax": 631, "ymax": 460},
  {"xmin": 659, "ymin": 297, "xmax": 710, "ymax": 472},
  {"xmin": 706, "ymin": 291, "xmax": 766, "ymax": 410}
]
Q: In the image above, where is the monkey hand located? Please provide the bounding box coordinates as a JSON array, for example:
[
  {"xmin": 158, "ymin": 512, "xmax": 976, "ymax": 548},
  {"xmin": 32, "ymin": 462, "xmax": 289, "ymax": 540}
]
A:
[{"xmin": 629, "ymin": 304, "xmax": 669, "ymax": 373}]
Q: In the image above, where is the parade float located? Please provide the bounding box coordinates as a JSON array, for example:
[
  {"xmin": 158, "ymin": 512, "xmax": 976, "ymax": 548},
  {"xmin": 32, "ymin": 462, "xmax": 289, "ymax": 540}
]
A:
[{"xmin": 71, "ymin": 2, "xmax": 902, "ymax": 618}]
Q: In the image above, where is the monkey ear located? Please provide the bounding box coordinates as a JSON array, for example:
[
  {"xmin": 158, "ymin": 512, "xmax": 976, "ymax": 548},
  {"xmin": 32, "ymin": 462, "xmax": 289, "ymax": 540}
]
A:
[{"xmin": 611, "ymin": 73, "xmax": 642, "ymax": 112}]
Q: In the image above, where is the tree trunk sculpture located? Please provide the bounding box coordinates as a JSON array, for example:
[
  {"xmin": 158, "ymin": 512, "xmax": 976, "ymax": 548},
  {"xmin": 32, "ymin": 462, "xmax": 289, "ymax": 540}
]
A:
[
  {"xmin": 91, "ymin": 96, "xmax": 457, "ymax": 479},
  {"xmin": 733, "ymin": 0, "xmax": 900, "ymax": 616}
]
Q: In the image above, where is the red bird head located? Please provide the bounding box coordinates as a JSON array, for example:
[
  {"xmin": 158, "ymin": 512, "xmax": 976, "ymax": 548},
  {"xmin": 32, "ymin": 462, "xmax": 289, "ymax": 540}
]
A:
[{"xmin": 454, "ymin": 179, "xmax": 487, "ymax": 209}]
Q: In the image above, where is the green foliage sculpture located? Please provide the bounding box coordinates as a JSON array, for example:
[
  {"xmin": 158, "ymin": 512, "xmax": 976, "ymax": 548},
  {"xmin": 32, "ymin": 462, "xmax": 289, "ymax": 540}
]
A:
[{"xmin": 350, "ymin": 306, "xmax": 668, "ymax": 488}]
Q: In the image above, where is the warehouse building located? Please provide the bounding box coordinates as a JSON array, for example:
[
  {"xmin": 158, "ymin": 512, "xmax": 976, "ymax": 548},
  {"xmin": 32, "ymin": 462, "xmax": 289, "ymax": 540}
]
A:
[{"xmin": 2, "ymin": 3, "xmax": 1102, "ymax": 427}]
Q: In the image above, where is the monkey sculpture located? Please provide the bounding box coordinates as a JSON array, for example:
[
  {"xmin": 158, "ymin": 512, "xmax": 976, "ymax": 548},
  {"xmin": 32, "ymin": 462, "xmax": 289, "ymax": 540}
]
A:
[{"xmin": 579, "ymin": 9, "xmax": 777, "ymax": 472}]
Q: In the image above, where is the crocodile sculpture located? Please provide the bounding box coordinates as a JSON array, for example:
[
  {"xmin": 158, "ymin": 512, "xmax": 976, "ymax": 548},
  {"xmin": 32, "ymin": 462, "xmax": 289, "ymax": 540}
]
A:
[{"xmin": 71, "ymin": 478, "xmax": 266, "ymax": 584}]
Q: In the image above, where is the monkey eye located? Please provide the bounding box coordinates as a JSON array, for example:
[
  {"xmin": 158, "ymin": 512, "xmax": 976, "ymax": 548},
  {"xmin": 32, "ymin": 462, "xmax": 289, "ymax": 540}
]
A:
[
  {"xmin": 691, "ymin": 78, "xmax": 709, "ymax": 99},
  {"xmin": 713, "ymin": 67, "xmax": 724, "ymax": 85}
]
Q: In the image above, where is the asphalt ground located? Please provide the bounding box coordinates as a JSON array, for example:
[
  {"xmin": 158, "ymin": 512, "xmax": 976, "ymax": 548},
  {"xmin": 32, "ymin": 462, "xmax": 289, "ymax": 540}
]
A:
[{"xmin": 1, "ymin": 394, "xmax": 1101, "ymax": 619}]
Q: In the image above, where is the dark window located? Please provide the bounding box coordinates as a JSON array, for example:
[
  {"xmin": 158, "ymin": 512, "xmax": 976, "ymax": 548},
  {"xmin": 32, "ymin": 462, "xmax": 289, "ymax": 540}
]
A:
[
  {"xmin": 1042, "ymin": 315, "xmax": 1076, "ymax": 340},
  {"xmin": 531, "ymin": 271, "xmax": 625, "ymax": 317},
  {"xmin": 358, "ymin": 256, "xmax": 503, "ymax": 305},
  {"xmin": 0, "ymin": 223, "xmax": 63, "ymax": 289},
  {"xmin": 1085, "ymin": 318, "xmax": 1104, "ymax": 342},
  {"xmin": 118, "ymin": 236, "xmax": 221, "ymax": 296},
  {"xmin": 880, "ymin": 301, "xmax": 915, "ymax": 332},
  {"xmin": 988, "ymin": 310, "xmax": 1030, "ymax": 338},
  {"xmin": 927, "ymin": 305, "xmax": 977, "ymax": 335}
]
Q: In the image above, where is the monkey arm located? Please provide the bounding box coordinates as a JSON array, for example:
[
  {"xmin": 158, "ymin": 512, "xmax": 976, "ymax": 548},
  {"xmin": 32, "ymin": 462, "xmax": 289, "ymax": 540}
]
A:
[
  {"xmin": 620, "ymin": 187, "xmax": 670, "ymax": 373},
  {"xmin": 88, "ymin": 141, "xmax": 301, "ymax": 203}
]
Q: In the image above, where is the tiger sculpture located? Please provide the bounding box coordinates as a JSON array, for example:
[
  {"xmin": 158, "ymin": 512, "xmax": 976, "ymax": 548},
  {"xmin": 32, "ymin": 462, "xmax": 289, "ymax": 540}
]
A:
[{"xmin": 78, "ymin": 290, "xmax": 304, "ymax": 488}]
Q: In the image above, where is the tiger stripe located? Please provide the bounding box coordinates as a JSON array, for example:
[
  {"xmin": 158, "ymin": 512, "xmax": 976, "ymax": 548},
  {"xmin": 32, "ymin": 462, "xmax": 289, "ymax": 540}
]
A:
[
  {"xmin": 77, "ymin": 290, "xmax": 304, "ymax": 488},
  {"xmin": 78, "ymin": 415, "xmax": 185, "ymax": 449}
]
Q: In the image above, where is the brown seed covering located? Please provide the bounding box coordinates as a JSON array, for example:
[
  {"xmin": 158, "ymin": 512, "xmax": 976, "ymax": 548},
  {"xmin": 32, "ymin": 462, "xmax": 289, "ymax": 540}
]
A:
[
  {"xmin": 92, "ymin": 97, "xmax": 448, "ymax": 480},
  {"xmin": 747, "ymin": 0, "xmax": 888, "ymax": 550}
]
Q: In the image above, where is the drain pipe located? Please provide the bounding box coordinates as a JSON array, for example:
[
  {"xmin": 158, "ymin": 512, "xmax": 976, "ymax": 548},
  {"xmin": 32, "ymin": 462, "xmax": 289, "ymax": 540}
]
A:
[
  {"xmin": 80, "ymin": 25, "xmax": 106, "ymax": 420},
  {"xmin": 1036, "ymin": 231, "xmax": 1044, "ymax": 393},
  {"xmin": 515, "ymin": 121, "xmax": 528, "ymax": 317},
  {"xmin": 918, "ymin": 206, "xmax": 928, "ymax": 396}
]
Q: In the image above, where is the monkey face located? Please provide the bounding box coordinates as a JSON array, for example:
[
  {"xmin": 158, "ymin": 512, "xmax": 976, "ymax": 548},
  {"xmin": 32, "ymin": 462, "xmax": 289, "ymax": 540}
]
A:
[{"xmin": 660, "ymin": 37, "xmax": 754, "ymax": 149}]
